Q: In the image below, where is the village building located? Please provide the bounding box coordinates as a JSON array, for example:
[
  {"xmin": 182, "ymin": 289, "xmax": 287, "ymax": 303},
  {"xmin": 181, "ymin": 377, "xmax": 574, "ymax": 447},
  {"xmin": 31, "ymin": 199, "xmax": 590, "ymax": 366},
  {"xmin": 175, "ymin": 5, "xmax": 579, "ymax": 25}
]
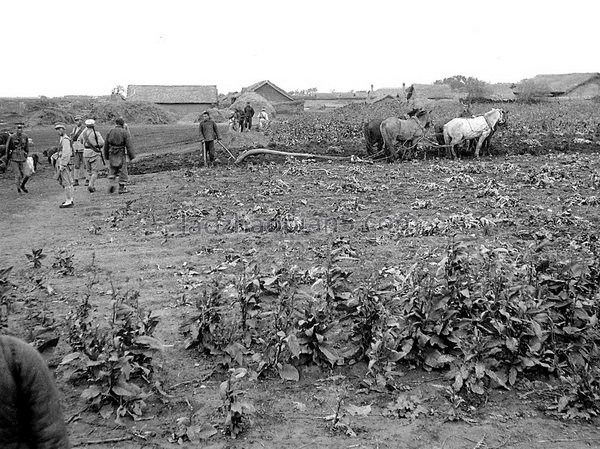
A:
[
  {"xmin": 481, "ymin": 83, "xmax": 517, "ymax": 102},
  {"xmin": 236, "ymin": 80, "xmax": 303, "ymax": 114},
  {"xmin": 518, "ymin": 73, "xmax": 600, "ymax": 99},
  {"xmin": 299, "ymin": 91, "xmax": 368, "ymax": 110},
  {"xmin": 241, "ymin": 80, "xmax": 294, "ymax": 104},
  {"xmin": 126, "ymin": 85, "xmax": 218, "ymax": 116}
]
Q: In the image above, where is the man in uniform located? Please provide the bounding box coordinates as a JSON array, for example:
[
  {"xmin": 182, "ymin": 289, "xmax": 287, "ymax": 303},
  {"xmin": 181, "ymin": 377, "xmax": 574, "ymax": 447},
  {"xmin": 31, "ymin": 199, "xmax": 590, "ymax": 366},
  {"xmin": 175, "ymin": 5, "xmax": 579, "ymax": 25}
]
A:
[
  {"xmin": 54, "ymin": 123, "xmax": 75, "ymax": 208},
  {"xmin": 103, "ymin": 117, "xmax": 135, "ymax": 194},
  {"xmin": 5, "ymin": 122, "xmax": 29, "ymax": 193},
  {"xmin": 70, "ymin": 116, "xmax": 86, "ymax": 186},
  {"xmin": 198, "ymin": 111, "xmax": 220, "ymax": 167},
  {"xmin": 79, "ymin": 119, "xmax": 104, "ymax": 193}
]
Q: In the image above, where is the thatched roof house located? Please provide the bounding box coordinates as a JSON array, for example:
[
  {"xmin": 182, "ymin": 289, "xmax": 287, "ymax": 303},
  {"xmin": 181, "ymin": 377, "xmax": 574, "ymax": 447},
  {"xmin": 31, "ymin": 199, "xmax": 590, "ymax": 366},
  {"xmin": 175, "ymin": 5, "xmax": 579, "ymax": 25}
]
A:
[
  {"xmin": 518, "ymin": 73, "xmax": 600, "ymax": 98},
  {"xmin": 412, "ymin": 84, "xmax": 456, "ymax": 100},
  {"xmin": 482, "ymin": 83, "xmax": 517, "ymax": 102},
  {"xmin": 242, "ymin": 80, "xmax": 294, "ymax": 103},
  {"xmin": 373, "ymin": 87, "xmax": 405, "ymax": 99},
  {"xmin": 126, "ymin": 85, "xmax": 218, "ymax": 116},
  {"xmin": 373, "ymin": 84, "xmax": 456, "ymax": 101}
]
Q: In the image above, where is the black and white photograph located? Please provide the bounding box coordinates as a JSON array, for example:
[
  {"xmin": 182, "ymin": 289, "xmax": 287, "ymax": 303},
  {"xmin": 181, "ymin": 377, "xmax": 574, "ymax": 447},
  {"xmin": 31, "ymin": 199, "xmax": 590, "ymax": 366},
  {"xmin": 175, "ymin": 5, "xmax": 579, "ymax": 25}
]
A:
[{"xmin": 1, "ymin": 1, "xmax": 600, "ymax": 447}]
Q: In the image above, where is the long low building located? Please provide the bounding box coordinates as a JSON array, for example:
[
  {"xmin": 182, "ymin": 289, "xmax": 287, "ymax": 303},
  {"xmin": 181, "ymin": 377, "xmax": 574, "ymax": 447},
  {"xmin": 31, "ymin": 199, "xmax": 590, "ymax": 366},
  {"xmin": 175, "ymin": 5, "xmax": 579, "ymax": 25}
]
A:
[{"xmin": 126, "ymin": 85, "xmax": 218, "ymax": 116}]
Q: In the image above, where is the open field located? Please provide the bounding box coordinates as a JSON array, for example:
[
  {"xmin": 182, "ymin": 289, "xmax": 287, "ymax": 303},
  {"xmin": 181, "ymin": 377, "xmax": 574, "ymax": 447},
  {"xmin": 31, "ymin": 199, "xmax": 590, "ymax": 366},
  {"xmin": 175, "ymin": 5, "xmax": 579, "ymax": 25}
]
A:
[{"xmin": 2, "ymin": 101, "xmax": 600, "ymax": 448}]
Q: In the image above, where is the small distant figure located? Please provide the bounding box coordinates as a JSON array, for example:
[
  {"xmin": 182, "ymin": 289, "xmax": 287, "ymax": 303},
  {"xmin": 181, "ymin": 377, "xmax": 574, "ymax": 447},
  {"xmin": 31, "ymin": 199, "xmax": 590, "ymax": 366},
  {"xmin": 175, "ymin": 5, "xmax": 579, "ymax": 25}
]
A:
[
  {"xmin": 79, "ymin": 119, "xmax": 105, "ymax": 193},
  {"xmin": 103, "ymin": 117, "xmax": 135, "ymax": 194},
  {"xmin": 228, "ymin": 110, "xmax": 237, "ymax": 132},
  {"xmin": 459, "ymin": 102, "xmax": 473, "ymax": 118},
  {"xmin": 243, "ymin": 102, "xmax": 255, "ymax": 131},
  {"xmin": 199, "ymin": 111, "xmax": 221, "ymax": 167},
  {"xmin": 70, "ymin": 115, "xmax": 86, "ymax": 186},
  {"xmin": 54, "ymin": 123, "xmax": 75, "ymax": 208},
  {"xmin": 5, "ymin": 122, "xmax": 29, "ymax": 193},
  {"xmin": 0, "ymin": 335, "xmax": 70, "ymax": 449},
  {"xmin": 406, "ymin": 84, "xmax": 415, "ymax": 103},
  {"xmin": 237, "ymin": 108, "xmax": 245, "ymax": 132},
  {"xmin": 258, "ymin": 108, "xmax": 270, "ymax": 131}
]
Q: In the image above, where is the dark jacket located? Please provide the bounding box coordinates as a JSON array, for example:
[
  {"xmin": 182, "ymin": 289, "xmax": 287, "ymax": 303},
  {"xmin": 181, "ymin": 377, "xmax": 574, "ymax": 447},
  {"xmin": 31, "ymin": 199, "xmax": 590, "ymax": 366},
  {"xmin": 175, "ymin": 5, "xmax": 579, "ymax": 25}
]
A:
[
  {"xmin": 244, "ymin": 105, "xmax": 255, "ymax": 118},
  {"xmin": 6, "ymin": 133, "xmax": 29, "ymax": 162},
  {"xmin": 199, "ymin": 119, "xmax": 220, "ymax": 141},
  {"xmin": 103, "ymin": 125, "xmax": 134, "ymax": 160},
  {"xmin": 0, "ymin": 336, "xmax": 69, "ymax": 449}
]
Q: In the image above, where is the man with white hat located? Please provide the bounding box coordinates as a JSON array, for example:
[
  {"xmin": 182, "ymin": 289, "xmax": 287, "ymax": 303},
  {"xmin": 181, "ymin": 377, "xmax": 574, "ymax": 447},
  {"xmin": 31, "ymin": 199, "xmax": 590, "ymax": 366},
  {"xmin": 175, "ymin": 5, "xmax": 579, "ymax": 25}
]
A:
[
  {"xmin": 79, "ymin": 119, "xmax": 104, "ymax": 193},
  {"xmin": 258, "ymin": 107, "xmax": 269, "ymax": 131},
  {"xmin": 54, "ymin": 123, "xmax": 74, "ymax": 208},
  {"xmin": 70, "ymin": 115, "xmax": 86, "ymax": 186}
]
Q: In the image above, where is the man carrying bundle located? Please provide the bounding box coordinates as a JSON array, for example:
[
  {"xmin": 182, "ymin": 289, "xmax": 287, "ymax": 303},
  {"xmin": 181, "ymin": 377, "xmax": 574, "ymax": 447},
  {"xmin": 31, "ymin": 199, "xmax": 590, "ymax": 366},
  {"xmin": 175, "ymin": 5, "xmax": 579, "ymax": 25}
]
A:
[
  {"xmin": 79, "ymin": 119, "xmax": 104, "ymax": 193},
  {"xmin": 70, "ymin": 115, "xmax": 86, "ymax": 186}
]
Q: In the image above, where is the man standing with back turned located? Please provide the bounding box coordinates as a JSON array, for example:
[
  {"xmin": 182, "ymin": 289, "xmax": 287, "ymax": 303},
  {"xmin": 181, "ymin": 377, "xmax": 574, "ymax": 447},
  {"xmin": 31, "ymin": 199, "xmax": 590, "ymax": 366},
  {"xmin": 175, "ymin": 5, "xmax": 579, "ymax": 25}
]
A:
[
  {"xmin": 103, "ymin": 117, "xmax": 134, "ymax": 194},
  {"xmin": 70, "ymin": 116, "xmax": 86, "ymax": 186}
]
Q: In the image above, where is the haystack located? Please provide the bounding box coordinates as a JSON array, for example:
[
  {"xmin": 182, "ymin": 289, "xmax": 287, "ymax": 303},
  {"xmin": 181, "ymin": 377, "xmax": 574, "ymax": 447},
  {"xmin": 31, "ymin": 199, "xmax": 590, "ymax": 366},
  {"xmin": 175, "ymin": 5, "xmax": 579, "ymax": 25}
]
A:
[{"xmin": 230, "ymin": 92, "xmax": 276, "ymax": 117}]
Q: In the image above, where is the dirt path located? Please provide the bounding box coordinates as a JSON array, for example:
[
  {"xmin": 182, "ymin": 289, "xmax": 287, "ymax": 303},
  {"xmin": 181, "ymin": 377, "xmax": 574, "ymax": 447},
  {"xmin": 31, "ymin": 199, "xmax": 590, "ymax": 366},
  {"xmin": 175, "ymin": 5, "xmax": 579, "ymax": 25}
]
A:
[{"xmin": 2, "ymin": 156, "xmax": 600, "ymax": 449}]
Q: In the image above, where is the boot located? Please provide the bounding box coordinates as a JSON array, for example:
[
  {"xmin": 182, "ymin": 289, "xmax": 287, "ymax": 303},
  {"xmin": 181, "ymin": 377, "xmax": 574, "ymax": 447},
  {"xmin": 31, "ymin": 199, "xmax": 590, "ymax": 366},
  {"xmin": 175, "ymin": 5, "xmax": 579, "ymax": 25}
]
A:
[{"xmin": 20, "ymin": 176, "xmax": 29, "ymax": 193}]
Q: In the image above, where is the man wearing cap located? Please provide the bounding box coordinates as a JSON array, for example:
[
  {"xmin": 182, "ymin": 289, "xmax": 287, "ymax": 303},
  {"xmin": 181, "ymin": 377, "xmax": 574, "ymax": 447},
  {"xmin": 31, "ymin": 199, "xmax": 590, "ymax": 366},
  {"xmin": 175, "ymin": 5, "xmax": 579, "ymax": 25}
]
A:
[
  {"xmin": 70, "ymin": 116, "xmax": 86, "ymax": 186},
  {"xmin": 5, "ymin": 123, "xmax": 29, "ymax": 193},
  {"xmin": 79, "ymin": 119, "xmax": 104, "ymax": 193},
  {"xmin": 103, "ymin": 117, "xmax": 134, "ymax": 194},
  {"xmin": 54, "ymin": 124, "xmax": 75, "ymax": 208},
  {"xmin": 198, "ymin": 111, "xmax": 220, "ymax": 167}
]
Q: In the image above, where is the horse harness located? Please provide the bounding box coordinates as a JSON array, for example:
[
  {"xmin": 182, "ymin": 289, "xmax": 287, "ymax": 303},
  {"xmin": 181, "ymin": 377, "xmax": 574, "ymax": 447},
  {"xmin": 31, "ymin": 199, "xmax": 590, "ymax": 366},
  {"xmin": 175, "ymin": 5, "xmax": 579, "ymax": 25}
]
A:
[{"xmin": 411, "ymin": 115, "xmax": 428, "ymax": 134}]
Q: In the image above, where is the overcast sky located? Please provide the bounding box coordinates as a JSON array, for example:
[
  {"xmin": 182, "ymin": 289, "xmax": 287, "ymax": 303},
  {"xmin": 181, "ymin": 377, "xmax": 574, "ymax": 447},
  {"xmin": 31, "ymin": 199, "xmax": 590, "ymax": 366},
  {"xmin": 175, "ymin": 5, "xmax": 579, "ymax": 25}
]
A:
[{"xmin": 2, "ymin": 0, "xmax": 597, "ymax": 98}]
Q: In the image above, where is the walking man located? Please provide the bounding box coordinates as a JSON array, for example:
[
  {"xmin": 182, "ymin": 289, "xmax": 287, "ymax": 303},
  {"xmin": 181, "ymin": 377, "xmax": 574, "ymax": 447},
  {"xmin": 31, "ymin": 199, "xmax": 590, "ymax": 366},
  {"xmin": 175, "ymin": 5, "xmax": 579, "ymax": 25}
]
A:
[
  {"xmin": 199, "ymin": 111, "xmax": 220, "ymax": 167},
  {"xmin": 243, "ymin": 102, "xmax": 255, "ymax": 131},
  {"xmin": 70, "ymin": 116, "xmax": 86, "ymax": 186},
  {"xmin": 5, "ymin": 122, "xmax": 29, "ymax": 193},
  {"xmin": 54, "ymin": 123, "xmax": 75, "ymax": 208},
  {"xmin": 79, "ymin": 119, "xmax": 104, "ymax": 193},
  {"xmin": 103, "ymin": 117, "xmax": 134, "ymax": 194}
]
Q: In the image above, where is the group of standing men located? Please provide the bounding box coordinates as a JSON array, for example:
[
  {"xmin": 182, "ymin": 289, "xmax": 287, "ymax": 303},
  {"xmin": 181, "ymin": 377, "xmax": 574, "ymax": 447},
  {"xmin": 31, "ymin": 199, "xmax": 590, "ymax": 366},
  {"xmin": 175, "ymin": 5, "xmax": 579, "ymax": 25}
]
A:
[
  {"xmin": 52, "ymin": 116, "xmax": 134, "ymax": 208},
  {"xmin": 229, "ymin": 102, "xmax": 270, "ymax": 132}
]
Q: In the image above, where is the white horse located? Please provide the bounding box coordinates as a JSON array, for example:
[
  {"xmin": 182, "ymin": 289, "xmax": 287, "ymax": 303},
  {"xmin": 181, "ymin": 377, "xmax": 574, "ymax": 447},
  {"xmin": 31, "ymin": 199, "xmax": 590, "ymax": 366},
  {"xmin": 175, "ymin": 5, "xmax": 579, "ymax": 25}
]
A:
[{"xmin": 443, "ymin": 109, "xmax": 506, "ymax": 158}]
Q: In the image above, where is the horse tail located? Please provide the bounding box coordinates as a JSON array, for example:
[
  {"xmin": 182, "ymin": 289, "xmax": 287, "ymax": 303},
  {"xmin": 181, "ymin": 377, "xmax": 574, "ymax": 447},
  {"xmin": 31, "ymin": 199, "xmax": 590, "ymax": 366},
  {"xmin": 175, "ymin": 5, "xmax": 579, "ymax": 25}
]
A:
[
  {"xmin": 363, "ymin": 120, "xmax": 373, "ymax": 154},
  {"xmin": 380, "ymin": 121, "xmax": 391, "ymax": 157},
  {"xmin": 443, "ymin": 124, "xmax": 451, "ymax": 146}
]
